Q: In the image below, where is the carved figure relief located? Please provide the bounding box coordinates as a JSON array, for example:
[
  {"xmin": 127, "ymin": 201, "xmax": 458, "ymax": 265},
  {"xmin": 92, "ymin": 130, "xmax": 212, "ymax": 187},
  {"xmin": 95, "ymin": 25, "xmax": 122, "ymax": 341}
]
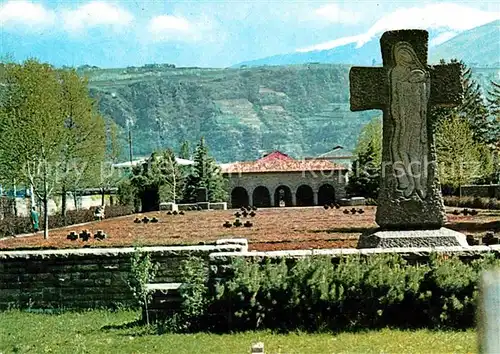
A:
[{"xmin": 389, "ymin": 42, "xmax": 431, "ymax": 200}]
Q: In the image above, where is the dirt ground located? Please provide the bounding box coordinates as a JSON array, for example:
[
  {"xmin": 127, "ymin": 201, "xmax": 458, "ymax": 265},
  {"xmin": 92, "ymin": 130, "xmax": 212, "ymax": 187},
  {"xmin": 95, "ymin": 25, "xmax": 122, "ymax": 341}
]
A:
[{"xmin": 0, "ymin": 206, "xmax": 498, "ymax": 251}]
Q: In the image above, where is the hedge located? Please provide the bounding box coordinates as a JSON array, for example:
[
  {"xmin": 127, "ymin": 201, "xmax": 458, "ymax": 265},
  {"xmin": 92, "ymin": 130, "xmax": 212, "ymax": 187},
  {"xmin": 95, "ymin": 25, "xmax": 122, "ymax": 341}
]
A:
[
  {"xmin": 167, "ymin": 254, "xmax": 500, "ymax": 333},
  {"xmin": 0, "ymin": 205, "xmax": 134, "ymax": 237},
  {"xmin": 443, "ymin": 196, "xmax": 500, "ymax": 210}
]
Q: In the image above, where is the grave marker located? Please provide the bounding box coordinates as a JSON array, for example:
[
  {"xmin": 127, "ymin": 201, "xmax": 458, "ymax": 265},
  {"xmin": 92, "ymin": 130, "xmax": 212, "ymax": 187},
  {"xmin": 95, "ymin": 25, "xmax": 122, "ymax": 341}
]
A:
[{"xmin": 349, "ymin": 29, "xmax": 468, "ymax": 247}]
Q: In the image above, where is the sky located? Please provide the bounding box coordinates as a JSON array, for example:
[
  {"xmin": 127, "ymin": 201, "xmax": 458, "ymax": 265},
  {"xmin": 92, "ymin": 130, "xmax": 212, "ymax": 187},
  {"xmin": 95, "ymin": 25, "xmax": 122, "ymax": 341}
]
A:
[{"xmin": 0, "ymin": 0, "xmax": 499, "ymax": 68}]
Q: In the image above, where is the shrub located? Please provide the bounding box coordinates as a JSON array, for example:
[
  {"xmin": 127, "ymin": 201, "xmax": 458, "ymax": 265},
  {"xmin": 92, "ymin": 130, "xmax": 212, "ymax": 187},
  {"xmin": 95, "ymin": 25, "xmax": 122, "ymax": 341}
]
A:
[
  {"xmin": 106, "ymin": 205, "xmax": 134, "ymax": 218},
  {"xmin": 0, "ymin": 216, "xmax": 32, "ymax": 237},
  {"xmin": 443, "ymin": 196, "xmax": 500, "ymax": 210},
  {"xmin": 170, "ymin": 254, "xmax": 500, "ymax": 333},
  {"xmin": 0, "ymin": 205, "xmax": 134, "ymax": 237}
]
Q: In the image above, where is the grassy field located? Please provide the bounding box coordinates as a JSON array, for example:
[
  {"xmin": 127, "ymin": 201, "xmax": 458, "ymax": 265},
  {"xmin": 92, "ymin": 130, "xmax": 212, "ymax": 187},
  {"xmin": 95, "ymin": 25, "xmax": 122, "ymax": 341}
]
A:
[{"xmin": 0, "ymin": 310, "xmax": 477, "ymax": 354}]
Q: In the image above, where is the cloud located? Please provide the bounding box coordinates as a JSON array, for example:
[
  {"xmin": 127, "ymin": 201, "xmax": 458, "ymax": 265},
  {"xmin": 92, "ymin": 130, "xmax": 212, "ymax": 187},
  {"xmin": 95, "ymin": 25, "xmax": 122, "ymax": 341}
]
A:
[
  {"xmin": 313, "ymin": 4, "xmax": 361, "ymax": 24},
  {"xmin": 62, "ymin": 1, "xmax": 134, "ymax": 32},
  {"xmin": 298, "ymin": 3, "xmax": 500, "ymax": 52},
  {"xmin": 147, "ymin": 14, "xmax": 218, "ymax": 42},
  {"xmin": 0, "ymin": 1, "xmax": 55, "ymax": 29},
  {"xmin": 149, "ymin": 15, "xmax": 191, "ymax": 35},
  {"xmin": 297, "ymin": 34, "xmax": 366, "ymax": 53},
  {"xmin": 429, "ymin": 31, "xmax": 458, "ymax": 47}
]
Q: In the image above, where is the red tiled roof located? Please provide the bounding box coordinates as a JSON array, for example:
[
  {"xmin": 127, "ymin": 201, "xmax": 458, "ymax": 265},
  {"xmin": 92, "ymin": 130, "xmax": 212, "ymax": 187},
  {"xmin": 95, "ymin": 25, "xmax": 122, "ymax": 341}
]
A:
[{"xmin": 221, "ymin": 151, "xmax": 347, "ymax": 174}]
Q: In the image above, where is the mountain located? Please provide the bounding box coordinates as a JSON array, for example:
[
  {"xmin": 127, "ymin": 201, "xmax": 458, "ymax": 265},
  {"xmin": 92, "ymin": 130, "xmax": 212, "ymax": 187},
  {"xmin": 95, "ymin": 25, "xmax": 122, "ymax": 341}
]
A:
[
  {"xmin": 430, "ymin": 20, "xmax": 500, "ymax": 66},
  {"xmin": 86, "ymin": 64, "xmax": 376, "ymax": 163},
  {"xmin": 233, "ymin": 20, "xmax": 500, "ymax": 68}
]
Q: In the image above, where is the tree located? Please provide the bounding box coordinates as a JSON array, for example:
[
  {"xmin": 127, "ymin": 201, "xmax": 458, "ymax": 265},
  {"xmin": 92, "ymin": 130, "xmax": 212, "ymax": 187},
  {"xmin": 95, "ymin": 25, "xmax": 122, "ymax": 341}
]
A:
[
  {"xmin": 183, "ymin": 137, "xmax": 227, "ymax": 203},
  {"xmin": 435, "ymin": 60, "xmax": 493, "ymax": 145},
  {"xmin": 346, "ymin": 117, "xmax": 382, "ymax": 199},
  {"xmin": 130, "ymin": 148, "xmax": 183, "ymax": 212},
  {"xmin": 486, "ymin": 81, "xmax": 500, "ymax": 117},
  {"xmin": 58, "ymin": 68, "xmax": 106, "ymax": 219},
  {"xmin": 486, "ymin": 81, "xmax": 500, "ymax": 184},
  {"xmin": 435, "ymin": 114, "xmax": 481, "ymax": 194},
  {"xmin": 97, "ymin": 120, "xmax": 122, "ymax": 207},
  {"xmin": 486, "ymin": 81, "xmax": 500, "ymax": 149},
  {"xmin": 179, "ymin": 140, "xmax": 191, "ymax": 160},
  {"xmin": 474, "ymin": 144, "xmax": 495, "ymax": 184},
  {"xmin": 0, "ymin": 60, "xmax": 66, "ymax": 239},
  {"xmin": 157, "ymin": 148, "xmax": 183, "ymax": 203}
]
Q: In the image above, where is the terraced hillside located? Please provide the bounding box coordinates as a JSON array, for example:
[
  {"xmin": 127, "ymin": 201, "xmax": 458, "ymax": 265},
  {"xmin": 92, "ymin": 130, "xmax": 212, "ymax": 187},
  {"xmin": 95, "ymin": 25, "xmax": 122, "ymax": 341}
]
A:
[{"xmin": 86, "ymin": 64, "xmax": 376, "ymax": 162}]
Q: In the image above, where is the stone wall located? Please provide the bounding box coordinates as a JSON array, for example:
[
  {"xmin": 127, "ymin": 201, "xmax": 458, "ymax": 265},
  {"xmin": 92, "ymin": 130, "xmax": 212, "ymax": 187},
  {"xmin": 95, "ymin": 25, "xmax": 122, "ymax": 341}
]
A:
[
  {"xmin": 0, "ymin": 239, "xmax": 246, "ymax": 310},
  {"xmin": 460, "ymin": 185, "xmax": 500, "ymax": 199}
]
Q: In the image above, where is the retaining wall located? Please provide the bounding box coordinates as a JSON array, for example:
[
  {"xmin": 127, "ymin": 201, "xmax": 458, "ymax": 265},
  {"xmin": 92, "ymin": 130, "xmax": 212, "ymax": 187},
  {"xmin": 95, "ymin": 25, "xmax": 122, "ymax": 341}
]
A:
[
  {"xmin": 3, "ymin": 240, "xmax": 499, "ymax": 312},
  {"xmin": 0, "ymin": 239, "xmax": 247, "ymax": 310}
]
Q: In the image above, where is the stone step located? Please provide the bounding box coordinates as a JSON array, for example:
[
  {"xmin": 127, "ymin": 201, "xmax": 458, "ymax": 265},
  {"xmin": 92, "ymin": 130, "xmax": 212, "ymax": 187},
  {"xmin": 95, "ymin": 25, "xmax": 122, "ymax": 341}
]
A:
[{"xmin": 146, "ymin": 283, "xmax": 182, "ymax": 292}]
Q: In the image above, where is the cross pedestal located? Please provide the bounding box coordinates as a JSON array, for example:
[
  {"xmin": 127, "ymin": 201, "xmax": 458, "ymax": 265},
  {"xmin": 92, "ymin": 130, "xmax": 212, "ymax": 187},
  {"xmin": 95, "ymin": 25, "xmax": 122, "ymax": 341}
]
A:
[{"xmin": 349, "ymin": 29, "xmax": 468, "ymax": 248}]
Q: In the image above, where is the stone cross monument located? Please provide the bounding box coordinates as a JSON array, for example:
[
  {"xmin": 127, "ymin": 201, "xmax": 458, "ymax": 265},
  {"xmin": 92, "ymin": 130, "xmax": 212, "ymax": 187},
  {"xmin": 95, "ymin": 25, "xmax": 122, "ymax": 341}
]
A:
[{"xmin": 350, "ymin": 29, "xmax": 468, "ymax": 248}]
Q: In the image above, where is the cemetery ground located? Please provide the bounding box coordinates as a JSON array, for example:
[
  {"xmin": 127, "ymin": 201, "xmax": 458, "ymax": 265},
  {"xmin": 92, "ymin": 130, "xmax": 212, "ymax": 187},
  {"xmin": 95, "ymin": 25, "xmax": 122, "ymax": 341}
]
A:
[
  {"xmin": 0, "ymin": 206, "xmax": 498, "ymax": 251},
  {"xmin": 0, "ymin": 309, "xmax": 477, "ymax": 354}
]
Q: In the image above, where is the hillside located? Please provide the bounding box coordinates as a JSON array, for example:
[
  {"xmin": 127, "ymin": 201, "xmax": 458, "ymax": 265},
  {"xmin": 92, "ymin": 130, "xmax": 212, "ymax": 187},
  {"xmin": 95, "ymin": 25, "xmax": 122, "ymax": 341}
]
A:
[
  {"xmin": 430, "ymin": 20, "xmax": 500, "ymax": 67},
  {"xmin": 234, "ymin": 20, "xmax": 500, "ymax": 68},
  {"xmin": 87, "ymin": 64, "xmax": 376, "ymax": 162}
]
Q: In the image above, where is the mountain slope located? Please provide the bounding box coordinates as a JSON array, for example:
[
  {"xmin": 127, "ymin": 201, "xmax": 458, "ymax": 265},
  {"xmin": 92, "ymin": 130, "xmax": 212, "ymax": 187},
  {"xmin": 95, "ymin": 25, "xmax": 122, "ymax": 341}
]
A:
[
  {"xmin": 430, "ymin": 20, "xmax": 500, "ymax": 66},
  {"xmin": 233, "ymin": 20, "xmax": 500, "ymax": 68},
  {"xmin": 86, "ymin": 64, "xmax": 376, "ymax": 162}
]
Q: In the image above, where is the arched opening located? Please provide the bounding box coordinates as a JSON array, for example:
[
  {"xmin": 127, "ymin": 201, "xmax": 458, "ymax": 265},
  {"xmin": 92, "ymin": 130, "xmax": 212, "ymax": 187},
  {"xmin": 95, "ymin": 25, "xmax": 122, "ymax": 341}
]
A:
[
  {"xmin": 252, "ymin": 186, "xmax": 271, "ymax": 207},
  {"xmin": 318, "ymin": 184, "xmax": 336, "ymax": 206},
  {"xmin": 296, "ymin": 185, "xmax": 314, "ymax": 206},
  {"xmin": 140, "ymin": 187, "xmax": 160, "ymax": 212},
  {"xmin": 231, "ymin": 187, "xmax": 249, "ymax": 209},
  {"xmin": 274, "ymin": 185, "xmax": 292, "ymax": 207}
]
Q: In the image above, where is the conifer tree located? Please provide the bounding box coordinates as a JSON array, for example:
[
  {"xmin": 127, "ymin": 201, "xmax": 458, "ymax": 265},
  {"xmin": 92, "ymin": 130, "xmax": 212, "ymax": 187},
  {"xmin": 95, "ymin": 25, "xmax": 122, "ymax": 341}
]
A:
[
  {"xmin": 434, "ymin": 60, "xmax": 493, "ymax": 145},
  {"xmin": 183, "ymin": 137, "xmax": 227, "ymax": 203},
  {"xmin": 486, "ymin": 81, "xmax": 500, "ymax": 148},
  {"xmin": 346, "ymin": 117, "xmax": 382, "ymax": 199},
  {"xmin": 179, "ymin": 140, "xmax": 191, "ymax": 160}
]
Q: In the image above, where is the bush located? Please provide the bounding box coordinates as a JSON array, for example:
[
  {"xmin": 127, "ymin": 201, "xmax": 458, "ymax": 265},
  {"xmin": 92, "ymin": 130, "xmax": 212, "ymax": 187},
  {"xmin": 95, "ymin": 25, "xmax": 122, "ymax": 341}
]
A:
[
  {"xmin": 443, "ymin": 196, "xmax": 500, "ymax": 210},
  {"xmin": 106, "ymin": 205, "xmax": 134, "ymax": 218},
  {"xmin": 171, "ymin": 254, "xmax": 500, "ymax": 333},
  {"xmin": 0, "ymin": 216, "xmax": 32, "ymax": 237},
  {"xmin": 0, "ymin": 205, "xmax": 134, "ymax": 237}
]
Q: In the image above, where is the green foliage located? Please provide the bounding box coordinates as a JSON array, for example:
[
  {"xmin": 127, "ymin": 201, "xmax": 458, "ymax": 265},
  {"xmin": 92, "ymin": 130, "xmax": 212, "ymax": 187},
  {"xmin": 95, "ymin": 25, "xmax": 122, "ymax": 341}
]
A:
[
  {"xmin": 435, "ymin": 114, "xmax": 481, "ymax": 190},
  {"xmin": 183, "ymin": 137, "xmax": 228, "ymax": 203},
  {"xmin": 57, "ymin": 68, "xmax": 107, "ymax": 218},
  {"xmin": 117, "ymin": 178, "xmax": 136, "ymax": 207},
  {"xmin": 98, "ymin": 120, "xmax": 123, "ymax": 200},
  {"xmin": 169, "ymin": 254, "xmax": 500, "ymax": 333},
  {"xmin": 127, "ymin": 248, "xmax": 158, "ymax": 325},
  {"xmin": 443, "ymin": 196, "xmax": 500, "ymax": 210},
  {"xmin": 179, "ymin": 140, "xmax": 191, "ymax": 160},
  {"xmin": 347, "ymin": 117, "xmax": 382, "ymax": 199},
  {"xmin": 458, "ymin": 63, "xmax": 492, "ymax": 145},
  {"xmin": 130, "ymin": 148, "xmax": 183, "ymax": 211}
]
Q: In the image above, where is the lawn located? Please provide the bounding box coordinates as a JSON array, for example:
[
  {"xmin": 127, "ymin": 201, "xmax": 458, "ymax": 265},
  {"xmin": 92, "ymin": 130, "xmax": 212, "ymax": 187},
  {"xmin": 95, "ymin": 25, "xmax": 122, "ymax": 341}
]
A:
[
  {"xmin": 0, "ymin": 206, "xmax": 498, "ymax": 251},
  {"xmin": 0, "ymin": 310, "xmax": 477, "ymax": 354}
]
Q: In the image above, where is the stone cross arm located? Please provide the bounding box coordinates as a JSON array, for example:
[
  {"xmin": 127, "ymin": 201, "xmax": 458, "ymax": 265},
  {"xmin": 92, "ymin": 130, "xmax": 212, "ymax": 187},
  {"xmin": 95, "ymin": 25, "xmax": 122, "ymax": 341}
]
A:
[{"xmin": 350, "ymin": 62, "xmax": 463, "ymax": 112}]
